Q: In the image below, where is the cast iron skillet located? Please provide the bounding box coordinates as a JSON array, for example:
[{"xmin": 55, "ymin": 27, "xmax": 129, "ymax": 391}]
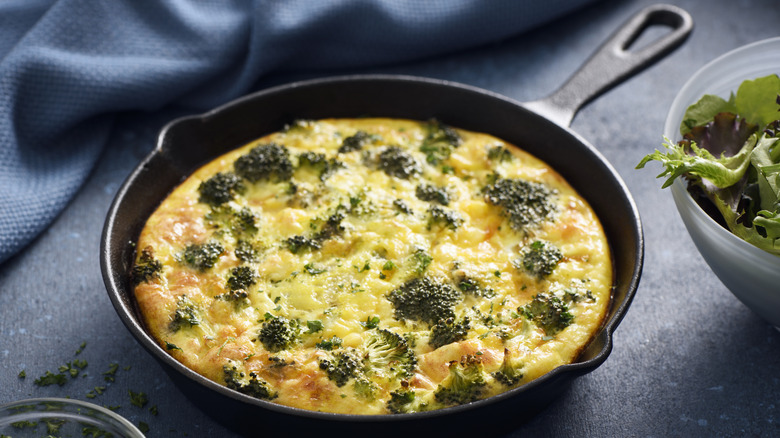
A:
[{"xmin": 102, "ymin": 4, "xmax": 691, "ymax": 436}]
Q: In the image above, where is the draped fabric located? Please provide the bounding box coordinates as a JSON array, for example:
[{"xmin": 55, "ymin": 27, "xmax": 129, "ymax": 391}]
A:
[{"xmin": 0, "ymin": 0, "xmax": 597, "ymax": 264}]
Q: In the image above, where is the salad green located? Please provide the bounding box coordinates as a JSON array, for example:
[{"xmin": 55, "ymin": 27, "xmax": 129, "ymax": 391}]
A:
[{"xmin": 637, "ymin": 74, "xmax": 780, "ymax": 255}]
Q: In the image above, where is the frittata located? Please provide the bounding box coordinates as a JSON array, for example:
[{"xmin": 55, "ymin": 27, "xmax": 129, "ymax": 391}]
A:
[{"xmin": 132, "ymin": 118, "xmax": 612, "ymax": 414}]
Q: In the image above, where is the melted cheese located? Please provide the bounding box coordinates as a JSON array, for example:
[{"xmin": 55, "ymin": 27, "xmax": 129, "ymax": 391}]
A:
[{"xmin": 133, "ymin": 118, "xmax": 612, "ymax": 414}]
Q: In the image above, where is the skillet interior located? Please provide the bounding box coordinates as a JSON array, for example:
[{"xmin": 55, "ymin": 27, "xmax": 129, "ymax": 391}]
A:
[{"xmin": 101, "ymin": 74, "xmax": 643, "ymax": 435}]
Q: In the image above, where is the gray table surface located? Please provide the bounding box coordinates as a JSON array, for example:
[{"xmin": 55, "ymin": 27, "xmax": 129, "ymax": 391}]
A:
[{"xmin": 2, "ymin": 0, "xmax": 779, "ymax": 436}]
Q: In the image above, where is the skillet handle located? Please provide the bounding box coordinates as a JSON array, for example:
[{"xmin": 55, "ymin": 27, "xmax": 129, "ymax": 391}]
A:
[{"xmin": 522, "ymin": 3, "xmax": 693, "ymax": 127}]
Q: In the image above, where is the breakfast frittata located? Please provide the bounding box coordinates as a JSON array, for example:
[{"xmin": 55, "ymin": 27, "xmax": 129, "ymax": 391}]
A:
[{"xmin": 132, "ymin": 118, "xmax": 612, "ymax": 414}]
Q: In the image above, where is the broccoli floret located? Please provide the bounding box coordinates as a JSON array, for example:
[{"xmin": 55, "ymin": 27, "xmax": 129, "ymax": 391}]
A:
[
  {"xmin": 169, "ymin": 295, "xmax": 200, "ymax": 332},
  {"xmin": 223, "ymin": 365, "xmax": 277, "ymax": 400},
  {"xmin": 453, "ymin": 275, "xmax": 495, "ymax": 298},
  {"xmin": 226, "ymin": 266, "xmax": 257, "ymax": 292},
  {"xmin": 216, "ymin": 289, "xmax": 248, "ymax": 303},
  {"xmin": 182, "ymin": 241, "xmax": 224, "ymax": 271},
  {"xmin": 132, "ymin": 246, "xmax": 162, "ymax": 285},
  {"xmin": 296, "ymin": 151, "xmax": 343, "ymax": 181},
  {"xmin": 284, "ymin": 208, "xmax": 346, "ymax": 254},
  {"xmin": 415, "ymin": 183, "xmax": 450, "ymax": 205},
  {"xmin": 433, "ymin": 355, "xmax": 487, "ymax": 405},
  {"xmin": 235, "ymin": 239, "xmax": 259, "ymax": 262},
  {"xmin": 197, "ymin": 172, "xmax": 245, "ymax": 207},
  {"xmin": 314, "ymin": 209, "xmax": 346, "ymax": 241},
  {"xmin": 234, "ymin": 143, "xmax": 293, "ymax": 183},
  {"xmin": 319, "ymin": 349, "xmax": 362, "ymax": 387},
  {"xmin": 491, "ymin": 348, "xmax": 524, "ymax": 386},
  {"xmin": 387, "ymin": 388, "xmax": 416, "ymax": 413},
  {"xmin": 378, "ymin": 146, "xmax": 421, "ymax": 179},
  {"xmin": 521, "ymin": 240, "xmax": 562, "ymax": 278},
  {"xmin": 420, "ymin": 120, "xmax": 462, "ymax": 166},
  {"xmin": 519, "ymin": 293, "xmax": 573, "ymax": 336},
  {"xmin": 352, "ymin": 376, "xmax": 378, "ymax": 401},
  {"xmin": 339, "ymin": 130, "xmax": 372, "ymax": 154},
  {"xmin": 362, "ymin": 329, "xmax": 417, "ymax": 379},
  {"xmin": 258, "ymin": 316, "xmax": 301, "ymax": 352},
  {"xmin": 284, "ymin": 235, "xmax": 322, "ymax": 254},
  {"xmin": 487, "ymin": 145, "xmax": 514, "ymax": 162},
  {"xmin": 393, "ymin": 199, "xmax": 413, "ymax": 215},
  {"xmin": 456, "ymin": 277, "xmax": 479, "ymax": 295},
  {"xmin": 386, "ymin": 388, "xmax": 431, "ymax": 414},
  {"xmin": 297, "ymin": 151, "xmax": 327, "ymax": 168},
  {"xmin": 205, "ymin": 205, "xmax": 259, "ymax": 240},
  {"xmin": 428, "ymin": 316, "xmax": 471, "ymax": 349},
  {"xmin": 562, "ymin": 285, "xmax": 596, "ymax": 304},
  {"xmin": 483, "ymin": 177, "xmax": 557, "ymax": 232},
  {"xmin": 387, "ymin": 277, "xmax": 461, "ymax": 325},
  {"xmin": 427, "ymin": 205, "xmax": 464, "ymax": 231}
]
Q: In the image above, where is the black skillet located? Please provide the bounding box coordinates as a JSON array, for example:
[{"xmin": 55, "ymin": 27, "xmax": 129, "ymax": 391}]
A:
[{"xmin": 101, "ymin": 4, "xmax": 691, "ymax": 436}]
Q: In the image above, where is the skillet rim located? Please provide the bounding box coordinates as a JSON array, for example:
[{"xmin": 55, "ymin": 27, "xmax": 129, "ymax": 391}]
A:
[{"xmin": 100, "ymin": 73, "xmax": 643, "ymax": 424}]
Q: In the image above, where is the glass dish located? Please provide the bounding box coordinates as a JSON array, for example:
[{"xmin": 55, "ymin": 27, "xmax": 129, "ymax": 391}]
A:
[{"xmin": 0, "ymin": 397, "xmax": 145, "ymax": 438}]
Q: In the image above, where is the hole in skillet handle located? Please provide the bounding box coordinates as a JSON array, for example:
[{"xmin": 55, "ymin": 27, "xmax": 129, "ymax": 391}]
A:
[{"xmin": 523, "ymin": 3, "xmax": 693, "ymax": 127}]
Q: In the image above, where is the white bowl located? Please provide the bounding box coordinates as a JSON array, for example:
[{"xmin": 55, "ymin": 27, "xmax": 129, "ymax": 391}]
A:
[{"xmin": 663, "ymin": 37, "xmax": 780, "ymax": 328}]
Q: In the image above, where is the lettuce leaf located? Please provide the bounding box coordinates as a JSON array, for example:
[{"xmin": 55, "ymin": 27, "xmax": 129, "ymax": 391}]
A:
[{"xmin": 638, "ymin": 74, "xmax": 780, "ymax": 255}]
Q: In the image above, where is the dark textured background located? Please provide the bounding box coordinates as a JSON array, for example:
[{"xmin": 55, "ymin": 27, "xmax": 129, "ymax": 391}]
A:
[{"xmin": 2, "ymin": 0, "xmax": 779, "ymax": 436}]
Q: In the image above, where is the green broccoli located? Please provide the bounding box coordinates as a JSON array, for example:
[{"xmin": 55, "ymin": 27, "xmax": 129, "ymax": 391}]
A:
[
  {"xmin": 284, "ymin": 235, "xmax": 322, "ymax": 254},
  {"xmin": 352, "ymin": 376, "xmax": 378, "ymax": 401},
  {"xmin": 216, "ymin": 289, "xmax": 248, "ymax": 303},
  {"xmin": 387, "ymin": 277, "xmax": 461, "ymax": 325},
  {"xmin": 182, "ymin": 241, "xmax": 224, "ymax": 271},
  {"xmin": 258, "ymin": 316, "xmax": 301, "ymax": 352},
  {"xmin": 415, "ymin": 183, "xmax": 450, "ymax": 205},
  {"xmin": 233, "ymin": 143, "xmax": 293, "ymax": 183},
  {"xmin": 297, "ymin": 151, "xmax": 327, "ymax": 169},
  {"xmin": 427, "ymin": 205, "xmax": 464, "ymax": 231},
  {"xmin": 433, "ymin": 355, "xmax": 487, "ymax": 405},
  {"xmin": 361, "ymin": 329, "xmax": 417, "ymax": 379},
  {"xmin": 521, "ymin": 240, "xmax": 562, "ymax": 278},
  {"xmin": 519, "ymin": 293, "xmax": 574, "ymax": 336},
  {"xmin": 314, "ymin": 208, "xmax": 346, "ymax": 241},
  {"xmin": 455, "ymin": 275, "xmax": 480, "ymax": 295},
  {"xmin": 132, "ymin": 246, "xmax": 163, "ymax": 285},
  {"xmin": 420, "ymin": 119, "xmax": 462, "ymax": 166},
  {"xmin": 393, "ymin": 199, "xmax": 413, "ymax": 215},
  {"xmin": 386, "ymin": 388, "xmax": 430, "ymax": 414},
  {"xmin": 205, "ymin": 205, "xmax": 259, "ymax": 240},
  {"xmin": 169, "ymin": 295, "xmax": 200, "ymax": 332},
  {"xmin": 454, "ymin": 275, "xmax": 495, "ymax": 298},
  {"xmin": 378, "ymin": 146, "xmax": 421, "ymax": 179},
  {"xmin": 487, "ymin": 145, "xmax": 514, "ymax": 162},
  {"xmin": 483, "ymin": 177, "xmax": 557, "ymax": 232},
  {"xmin": 284, "ymin": 207, "xmax": 346, "ymax": 254},
  {"xmin": 197, "ymin": 172, "xmax": 245, "ymax": 206},
  {"xmin": 491, "ymin": 348, "xmax": 524, "ymax": 386},
  {"xmin": 338, "ymin": 130, "xmax": 373, "ymax": 154},
  {"xmin": 296, "ymin": 151, "xmax": 343, "ymax": 181},
  {"xmin": 319, "ymin": 349, "xmax": 363, "ymax": 387},
  {"xmin": 223, "ymin": 365, "xmax": 277, "ymax": 400},
  {"xmin": 226, "ymin": 266, "xmax": 257, "ymax": 292},
  {"xmin": 428, "ymin": 316, "xmax": 471, "ymax": 349},
  {"xmin": 235, "ymin": 239, "xmax": 259, "ymax": 262}
]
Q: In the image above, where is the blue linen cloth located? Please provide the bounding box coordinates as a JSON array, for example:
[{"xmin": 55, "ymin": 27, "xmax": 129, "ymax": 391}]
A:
[{"xmin": 0, "ymin": 0, "xmax": 597, "ymax": 264}]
